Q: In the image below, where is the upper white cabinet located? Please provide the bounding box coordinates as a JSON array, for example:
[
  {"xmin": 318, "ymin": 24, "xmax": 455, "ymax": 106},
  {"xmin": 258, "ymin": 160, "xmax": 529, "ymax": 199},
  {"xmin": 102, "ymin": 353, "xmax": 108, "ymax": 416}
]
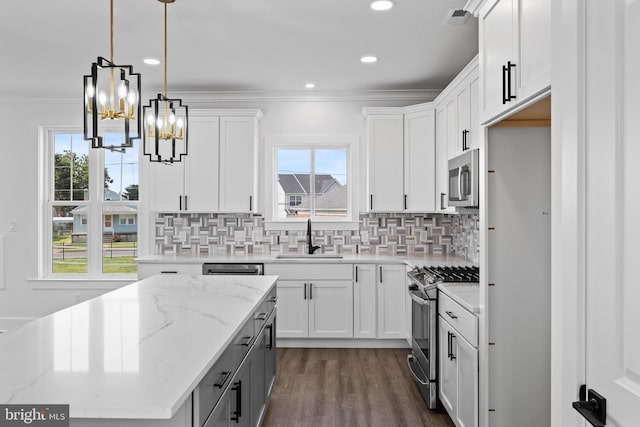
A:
[
  {"xmin": 219, "ymin": 116, "xmax": 260, "ymax": 212},
  {"xmin": 148, "ymin": 115, "xmax": 220, "ymax": 212},
  {"xmin": 365, "ymin": 113, "xmax": 405, "ymax": 212},
  {"xmin": 363, "ymin": 107, "xmax": 436, "ymax": 213},
  {"xmin": 478, "ymin": 0, "xmax": 550, "ymax": 123},
  {"xmin": 436, "ymin": 107, "xmax": 456, "ymax": 212},
  {"xmin": 148, "ymin": 109, "xmax": 262, "ymax": 213},
  {"xmin": 404, "ymin": 108, "xmax": 436, "ymax": 212}
]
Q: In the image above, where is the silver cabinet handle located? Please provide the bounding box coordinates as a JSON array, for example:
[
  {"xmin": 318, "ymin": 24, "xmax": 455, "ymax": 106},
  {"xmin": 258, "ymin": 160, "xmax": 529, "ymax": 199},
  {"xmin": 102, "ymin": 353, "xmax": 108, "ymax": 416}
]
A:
[{"xmin": 406, "ymin": 354, "xmax": 429, "ymax": 386}]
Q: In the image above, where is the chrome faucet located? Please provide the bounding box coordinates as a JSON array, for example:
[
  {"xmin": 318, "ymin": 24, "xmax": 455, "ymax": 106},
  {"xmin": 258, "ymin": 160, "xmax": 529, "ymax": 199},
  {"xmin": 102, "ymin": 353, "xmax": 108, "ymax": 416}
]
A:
[{"xmin": 307, "ymin": 218, "xmax": 320, "ymax": 255}]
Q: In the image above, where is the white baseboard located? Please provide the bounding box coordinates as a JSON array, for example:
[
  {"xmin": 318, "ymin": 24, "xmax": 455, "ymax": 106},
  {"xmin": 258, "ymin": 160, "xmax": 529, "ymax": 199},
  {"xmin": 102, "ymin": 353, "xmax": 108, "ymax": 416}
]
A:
[
  {"xmin": 0, "ymin": 317, "xmax": 35, "ymax": 333},
  {"xmin": 276, "ymin": 338, "xmax": 410, "ymax": 348}
]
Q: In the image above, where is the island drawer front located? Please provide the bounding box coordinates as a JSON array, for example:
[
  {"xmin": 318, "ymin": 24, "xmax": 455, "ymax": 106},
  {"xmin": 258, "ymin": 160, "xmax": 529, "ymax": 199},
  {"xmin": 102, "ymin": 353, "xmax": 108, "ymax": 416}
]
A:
[
  {"xmin": 438, "ymin": 292, "xmax": 478, "ymax": 347},
  {"xmin": 254, "ymin": 297, "xmax": 270, "ymax": 332},
  {"xmin": 197, "ymin": 345, "xmax": 235, "ymax": 426},
  {"xmin": 233, "ymin": 318, "xmax": 255, "ymax": 362},
  {"xmin": 266, "ymin": 286, "xmax": 278, "ymax": 313},
  {"xmin": 264, "ymin": 264, "xmax": 353, "ymax": 280}
]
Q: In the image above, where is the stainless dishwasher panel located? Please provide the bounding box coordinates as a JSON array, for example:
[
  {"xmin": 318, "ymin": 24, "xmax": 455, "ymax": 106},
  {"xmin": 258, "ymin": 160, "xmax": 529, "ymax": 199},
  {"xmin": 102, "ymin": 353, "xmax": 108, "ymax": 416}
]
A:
[{"xmin": 202, "ymin": 263, "xmax": 264, "ymax": 275}]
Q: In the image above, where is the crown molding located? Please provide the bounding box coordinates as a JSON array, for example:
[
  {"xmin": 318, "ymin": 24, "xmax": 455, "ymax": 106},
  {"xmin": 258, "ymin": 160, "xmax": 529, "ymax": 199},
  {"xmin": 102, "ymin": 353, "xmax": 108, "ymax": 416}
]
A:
[
  {"xmin": 464, "ymin": 0, "xmax": 487, "ymax": 17},
  {"xmin": 0, "ymin": 89, "xmax": 441, "ymax": 106}
]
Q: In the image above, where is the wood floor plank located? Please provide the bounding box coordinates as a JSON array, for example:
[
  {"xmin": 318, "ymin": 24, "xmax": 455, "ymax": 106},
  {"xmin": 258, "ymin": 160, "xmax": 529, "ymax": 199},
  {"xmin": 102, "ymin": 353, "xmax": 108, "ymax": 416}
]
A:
[{"xmin": 262, "ymin": 348, "xmax": 456, "ymax": 427}]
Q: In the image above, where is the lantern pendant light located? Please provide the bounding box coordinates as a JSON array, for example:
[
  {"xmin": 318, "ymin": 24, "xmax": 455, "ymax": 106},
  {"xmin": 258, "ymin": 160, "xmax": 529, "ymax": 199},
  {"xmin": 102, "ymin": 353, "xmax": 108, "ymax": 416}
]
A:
[
  {"xmin": 83, "ymin": 0, "xmax": 142, "ymax": 152},
  {"xmin": 143, "ymin": 0, "xmax": 189, "ymax": 164}
]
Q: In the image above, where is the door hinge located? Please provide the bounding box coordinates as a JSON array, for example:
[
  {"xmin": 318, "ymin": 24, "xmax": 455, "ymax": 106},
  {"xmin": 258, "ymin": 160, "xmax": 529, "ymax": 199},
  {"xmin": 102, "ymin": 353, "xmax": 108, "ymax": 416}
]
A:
[{"xmin": 572, "ymin": 384, "xmax": 606, "ymax": 426}]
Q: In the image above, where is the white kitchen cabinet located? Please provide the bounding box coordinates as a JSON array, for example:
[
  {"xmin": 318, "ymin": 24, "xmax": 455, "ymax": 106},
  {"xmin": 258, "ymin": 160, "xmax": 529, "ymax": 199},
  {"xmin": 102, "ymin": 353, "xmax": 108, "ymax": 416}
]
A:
[
  {"xmin": 438, "ymin": 291, "xmax": 479, "ymax": 427},
  {"xmin": 478, "ymin": 0, "xmax": 550, "ymax": 124},
  {"xmin": 445, "ymin": 65, "xmax": 480, "ymax": 159},
  {"xmin": 403, "ymin": 108, "xmax": 436, "ymax": 211},
  {"xmin": 353, "ymin": 264, "xmax": 377, "ymax": 338},
  {"xmin": 377, "ymin": 264, "xmax": 406, "ymax": 339},
  {"xmin": 219, "ymin": 116, "xmax": 259, "ymax": 213},
  {"xmin": 148, "ymin": 115, "xmax": 220, "ymax": 212},
  {"xmin": 365, "ymin": 113, "xmax": 405, "ymax": 212},
  {"xmin": 265, "ymin": 264, "xmax": 353, "ymax": 339},
  {"xmin": 436, "ymin": 107, "xmax": 456, "ymax": 213},
  {"xmin": 148, "ymin": 110, "xmax": 261, "ymax": 213}
]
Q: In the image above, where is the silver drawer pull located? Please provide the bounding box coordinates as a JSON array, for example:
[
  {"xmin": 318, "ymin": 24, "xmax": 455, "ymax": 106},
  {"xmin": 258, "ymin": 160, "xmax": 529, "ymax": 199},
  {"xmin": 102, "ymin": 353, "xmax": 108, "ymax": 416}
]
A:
[
  {"xmin": 213, "ymin": 371, "xmax": 232, "ymax": 388},
  {"xmin": 445, "ymin": 310, "xmax": 458, "ymax": 319},
  {"xmin": 255, "ymin": 312, "xmax": 268, "ymax": 321}
]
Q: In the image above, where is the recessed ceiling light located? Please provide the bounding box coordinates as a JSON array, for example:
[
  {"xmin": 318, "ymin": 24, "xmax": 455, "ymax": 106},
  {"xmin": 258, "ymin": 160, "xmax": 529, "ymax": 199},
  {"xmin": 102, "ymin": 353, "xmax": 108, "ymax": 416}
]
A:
[
  {"xmin": 143, "ymin": 58, "xmax": 160, "ymax": 66},
  {"xmin": 361, "ymin": 56, "xmax": 378, "ymax": 64},
  {"xmin": 371, "ymin": 1, "xmax": 394, "ymax": 11},
  {"xmin": 305, "ymin": 83, "xmax": 315, "ymax": 89}
]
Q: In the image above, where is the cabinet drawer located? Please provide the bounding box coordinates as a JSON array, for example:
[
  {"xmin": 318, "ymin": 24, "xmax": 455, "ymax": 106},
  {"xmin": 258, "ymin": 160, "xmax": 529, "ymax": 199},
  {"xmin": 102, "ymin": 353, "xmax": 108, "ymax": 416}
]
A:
[
  {"xmin": 137, "ymin": 263, "xmax": 201, "ymax": 280},
  {"xmin": 232, "ymin": 318, "xmax": 255, "ymax": 363},
  {"xmin": 265, "ymin": 263, "xmax": 353, "ymax": 280},
  {"xmin": 254, "ymin": 298, "xmax": 270, "ymax": 333},
  {"xmin": 197, "ymin": 345, "xmax": 234, "ymax": 426},
  {"xmin": 438, "ymin": 292, "xmax": 477, "ymax": 347}
]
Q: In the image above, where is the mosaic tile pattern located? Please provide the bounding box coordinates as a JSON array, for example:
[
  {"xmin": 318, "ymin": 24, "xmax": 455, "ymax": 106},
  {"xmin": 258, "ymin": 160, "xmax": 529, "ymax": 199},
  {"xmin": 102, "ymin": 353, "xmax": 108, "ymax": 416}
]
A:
[{"xmin": 154, "ymin": 212, "xmax": 480, "ymax": 262}]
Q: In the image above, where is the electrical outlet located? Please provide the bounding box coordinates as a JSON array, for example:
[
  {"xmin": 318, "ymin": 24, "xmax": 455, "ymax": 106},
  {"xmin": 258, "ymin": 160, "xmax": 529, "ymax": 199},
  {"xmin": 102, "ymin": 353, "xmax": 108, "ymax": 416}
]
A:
[{"xmin": 9, "ymin": 221, "xmax": 16, "ymax": 232}]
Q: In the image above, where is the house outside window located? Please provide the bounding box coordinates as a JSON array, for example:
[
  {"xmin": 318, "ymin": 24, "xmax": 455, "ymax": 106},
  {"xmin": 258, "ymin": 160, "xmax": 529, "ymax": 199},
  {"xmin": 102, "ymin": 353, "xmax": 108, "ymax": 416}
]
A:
[
  {"xmin": 42, "ymin": 129, "xmax": 139, "ymax": 277},
  {"xmin": 275, "ymin": 147, "xmax": 349, "ymax": 219}
]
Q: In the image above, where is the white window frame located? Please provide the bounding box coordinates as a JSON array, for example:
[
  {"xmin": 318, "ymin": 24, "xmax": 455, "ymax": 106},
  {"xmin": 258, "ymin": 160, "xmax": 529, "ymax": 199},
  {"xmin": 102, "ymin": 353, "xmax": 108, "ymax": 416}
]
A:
[
  {"xmin": 38, "ymin": 126, "xmax": 139, "ymax": 281},
  {"xmin": 264, "ymin": 135, "xmax": 360, "ymax": 229}
]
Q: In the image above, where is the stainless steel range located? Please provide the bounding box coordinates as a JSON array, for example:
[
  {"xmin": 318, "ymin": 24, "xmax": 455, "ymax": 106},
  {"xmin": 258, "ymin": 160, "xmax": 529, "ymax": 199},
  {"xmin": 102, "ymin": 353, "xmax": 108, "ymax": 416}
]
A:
[{"xmin": 406, "ymin": 265, "xmax": 479, "ymax": 409}]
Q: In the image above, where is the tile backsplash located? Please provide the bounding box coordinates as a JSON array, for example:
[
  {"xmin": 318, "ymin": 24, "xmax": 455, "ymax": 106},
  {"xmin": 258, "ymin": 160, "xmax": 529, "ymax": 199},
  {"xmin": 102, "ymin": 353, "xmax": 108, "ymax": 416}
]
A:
[{"xmin": 154, "ymin": 212, "xmax": 479, "ymax": 262}]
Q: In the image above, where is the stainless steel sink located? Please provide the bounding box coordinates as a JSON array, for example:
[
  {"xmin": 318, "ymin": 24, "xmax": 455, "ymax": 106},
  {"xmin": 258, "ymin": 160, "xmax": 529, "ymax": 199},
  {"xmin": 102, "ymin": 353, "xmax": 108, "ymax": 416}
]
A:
[{"xmin": 276, "ymin": 254, "xmax": 344, "ymax": 259}]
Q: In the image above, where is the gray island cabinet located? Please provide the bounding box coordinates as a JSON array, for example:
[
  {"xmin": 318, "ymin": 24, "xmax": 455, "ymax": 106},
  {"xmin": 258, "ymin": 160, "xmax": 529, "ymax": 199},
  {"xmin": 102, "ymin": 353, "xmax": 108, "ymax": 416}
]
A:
[{"xmin": 0, "ymin": 275, "xmax": 278, "ymax": 427}]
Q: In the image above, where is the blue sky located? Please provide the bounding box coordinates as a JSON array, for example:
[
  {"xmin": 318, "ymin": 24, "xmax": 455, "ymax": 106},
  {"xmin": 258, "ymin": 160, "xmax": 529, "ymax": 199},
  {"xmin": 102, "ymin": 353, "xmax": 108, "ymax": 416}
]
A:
[{"xmin": 277, "ymin": 148, "xmax": 347, "ymax": 185}]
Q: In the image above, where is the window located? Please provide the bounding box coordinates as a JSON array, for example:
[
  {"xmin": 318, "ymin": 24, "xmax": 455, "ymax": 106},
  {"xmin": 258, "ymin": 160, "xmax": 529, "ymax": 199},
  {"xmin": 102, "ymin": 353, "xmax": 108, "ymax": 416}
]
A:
[
  {"xmin": 275, "ymin": 147, "xmax": 349, "ymax": 219},
  {"xmin": 43, "ymin": 129, "xmax": 139, "ymax": 278}
]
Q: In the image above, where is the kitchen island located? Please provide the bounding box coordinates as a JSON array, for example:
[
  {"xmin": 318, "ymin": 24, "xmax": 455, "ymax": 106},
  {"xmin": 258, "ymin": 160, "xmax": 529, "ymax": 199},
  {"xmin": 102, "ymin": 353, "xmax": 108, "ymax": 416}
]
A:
[{"xmin": 0, "ymin": 274, "xmax": 278, "ymax": 426}]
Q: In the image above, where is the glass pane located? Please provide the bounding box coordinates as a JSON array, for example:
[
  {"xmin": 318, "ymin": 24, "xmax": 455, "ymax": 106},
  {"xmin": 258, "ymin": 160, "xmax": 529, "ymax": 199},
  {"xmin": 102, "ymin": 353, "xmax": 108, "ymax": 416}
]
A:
[
  {"xmin": 276, "ymin": 149, "xmax": 310, "ymax": 219},
  {"xmin": 102, "ymin": 208, "xmax": 138, "ymax": 274},
  {"xmin": 53, "ymin": 134, "xmax": 89, "ymax": 201},
  {"xmin": 51, "ymin": 205, "xmax": 87, "ymax": 274},
  {"xmin": 104, "ymin": 137, "xmax": 139, "ymax": 201},
  {"xmin": 313, "ymin": 149, "xmax": 348, "ymax": 218}
]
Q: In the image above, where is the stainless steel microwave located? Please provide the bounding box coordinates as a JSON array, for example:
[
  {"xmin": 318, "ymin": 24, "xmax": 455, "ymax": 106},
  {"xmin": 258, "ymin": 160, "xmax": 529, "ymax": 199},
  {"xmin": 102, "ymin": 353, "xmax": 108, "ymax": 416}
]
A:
[{"xmin": 448, "ymin": 149, "xmax": 479, "ymax": 208}]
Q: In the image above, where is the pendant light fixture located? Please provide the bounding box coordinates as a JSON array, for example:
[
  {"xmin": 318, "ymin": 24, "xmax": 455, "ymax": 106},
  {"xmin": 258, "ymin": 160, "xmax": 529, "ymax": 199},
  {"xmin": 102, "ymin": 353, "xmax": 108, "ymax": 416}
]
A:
[
  {"xmin": 143, "ymin": 0, "xmax": 188, "ymax": 164},
  {"xmin": 83, "ymin": 0, "xmax": 141, "ymax": 152}
]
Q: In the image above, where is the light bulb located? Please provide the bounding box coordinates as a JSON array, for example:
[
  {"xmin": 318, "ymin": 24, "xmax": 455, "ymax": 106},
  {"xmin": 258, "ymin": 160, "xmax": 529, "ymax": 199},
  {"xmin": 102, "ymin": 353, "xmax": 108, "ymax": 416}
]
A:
[
  {"xmin": 146, "ymin": 114, "xmax": 155, "ymax": 126},
  {"xmin": 157, "ymin": 118, "xmax": 163, "ymax": 128},
  {"xmin": 86, "ymin": 84, "xmax": 95, "ymax": 97},
  {"xmin": 127, "ymin": 91, "xmax": 137, "ymax": 105},
  {"xmin": 98, "ymin": 91, "xmax": 107, "ymax": 106},
  {"xmin": 176, "ymin": 118, "xmax": 184, "ymax": 129},
  {"xmin": 168, "ymin": 113, "xmax": 176, "ymax": 125},
  {"xmin": 117, "ymin": 83, "xmax": 127, "ymax": 99}
]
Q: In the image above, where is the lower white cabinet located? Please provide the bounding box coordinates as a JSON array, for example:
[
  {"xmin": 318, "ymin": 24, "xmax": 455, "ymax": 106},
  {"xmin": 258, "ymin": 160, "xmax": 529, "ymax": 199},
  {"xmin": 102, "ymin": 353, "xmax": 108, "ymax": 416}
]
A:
[
  {"xmin": 353, "ymin": 264, "xmax": 377, "ymax": 338},
  {"xmin": 438, "ymin": 292, "xmax": 478, "ymax": 427},
  {"xmin": 265, "ymin": 264, "xmax": 354, "ymax": 339},
  {"xmin": 377, "ymin": 264, "xmax": 406, "ymax": 339}
]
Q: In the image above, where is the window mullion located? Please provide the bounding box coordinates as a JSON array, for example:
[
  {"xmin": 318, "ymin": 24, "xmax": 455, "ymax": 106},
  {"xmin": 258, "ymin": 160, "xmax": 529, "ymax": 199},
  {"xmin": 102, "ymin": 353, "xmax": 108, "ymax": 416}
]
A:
[
  {"xmin": 88, "ymin": 147, "xmax": 103, "ymax": 276},
  {"xmin": 310, "ymin": 148, "xmax": 315, "ymax": 218}
]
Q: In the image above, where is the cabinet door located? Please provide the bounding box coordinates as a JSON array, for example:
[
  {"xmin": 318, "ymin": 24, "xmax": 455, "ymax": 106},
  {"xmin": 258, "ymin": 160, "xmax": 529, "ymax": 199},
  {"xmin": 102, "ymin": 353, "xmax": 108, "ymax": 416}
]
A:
[
  {"xmin": 446, "ymin": 99, "xmax": 458, "ymax": 159},
  {"xmin": 353, "ymin": 264, "xmax": 377, "ymax": 338},
  {"xmin": 184, "ymin": 116, "xmax": 220, "ymax": 212},
  {"xmin": 230, "ymin": 357, "xmax": 252, "ymax": 427},
  {"xmin": 376, "ymin": 265, "xmax": 406, "ymax": 339},
  {"xmin": 468, "ymin": 76, "xmax": 480, "ymax": 151},
  {"xmin": 308, "ymin": 280, "xmax": 353, "ymax": 338},
  {"xmin": 439, "ymin": 317, "xmax": 457, "ymax": 418},
  {"xmin": 436, "ymin": 107, "xmax": 455, "ymax": 213},
  {"xmin": 456, "ymin": 86, "xmax": 470, "ymax": 155},
  {"xmin": 516, "ymin": 0, "xmax": 550, "ymax": 101},
  {"xmin": 367, "ymin": 114, "xmax": 404, "ymax": 212},
  {"xmin": 203, "ymin": 392, "xmax": 230, "ymax": 427},
  {"xmin": 251, "ymin": 331, "xmax": 266, "ymax": 427},
  {"xmin": 404, "ymin": 110, "xmax": 436, "ymax": 212},
  {"xmin": 456, "ymin": 333, "xmax": 479, "ymax": 427},
  {"xmin": 219, "ymin": 116, "xmax": 257, "ymax": 212},
  {"xmin": 480, "ymin": 0, "xmax": 516, "ymax": 123},
  {"xmin": 276, "ymin": 281, "xmax": 308, "ymax": 338},
  {"xmin": 264, "ymin": 316, "xmax": 277, "ymax": 395},
  {"xmin": 148, "ymin": 160, "xmax": 185, "ymax": 212}
]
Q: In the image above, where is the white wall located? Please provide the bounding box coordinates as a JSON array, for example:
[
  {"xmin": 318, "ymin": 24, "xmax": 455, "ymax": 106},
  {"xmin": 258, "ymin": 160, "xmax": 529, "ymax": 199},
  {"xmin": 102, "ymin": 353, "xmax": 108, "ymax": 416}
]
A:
[{"xmin": 0, "ymin": 93, "xmax": 431, "ymax": 324}]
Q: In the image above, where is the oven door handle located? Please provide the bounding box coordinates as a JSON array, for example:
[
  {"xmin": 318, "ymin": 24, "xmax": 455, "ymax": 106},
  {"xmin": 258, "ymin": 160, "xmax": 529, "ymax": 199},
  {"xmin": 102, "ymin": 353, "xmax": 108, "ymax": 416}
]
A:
[
  {"xmin": 406, "ymin": 354, "xmax": 429, "ymax": 386},
  {"xmin": 410, "ymin": 292, "xmax": 430, "ymax": 306}
]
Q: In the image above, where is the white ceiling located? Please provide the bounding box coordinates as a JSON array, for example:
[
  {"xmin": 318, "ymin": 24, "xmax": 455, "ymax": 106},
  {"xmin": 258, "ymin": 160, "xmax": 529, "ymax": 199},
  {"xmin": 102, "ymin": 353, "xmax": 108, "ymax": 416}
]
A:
[{"xmin": 0, "ymin": 0, "xmax": 478, "ymax": 99}]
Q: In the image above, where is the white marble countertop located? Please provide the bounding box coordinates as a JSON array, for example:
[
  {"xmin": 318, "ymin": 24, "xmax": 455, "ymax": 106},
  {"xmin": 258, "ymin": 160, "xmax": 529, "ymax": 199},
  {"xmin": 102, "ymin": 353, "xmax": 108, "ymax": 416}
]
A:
[
  {"xmin": 0, "ymin": 274, "xmax": 277, "ymax": 419},
  {"xmin": 437, "ymin": 282, "xmax": 480, "ymax": 314},
  {"xmin": 136, "ymin": 253, "xmax": 477, "ymax": 269}
]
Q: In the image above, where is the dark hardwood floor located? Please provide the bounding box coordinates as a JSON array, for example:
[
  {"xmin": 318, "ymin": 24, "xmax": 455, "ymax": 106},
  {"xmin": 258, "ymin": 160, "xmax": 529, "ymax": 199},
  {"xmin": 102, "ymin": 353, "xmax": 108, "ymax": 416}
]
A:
[{"xmin": 262, "ymin": 348, "xmax": 456, "ymax": 427}]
